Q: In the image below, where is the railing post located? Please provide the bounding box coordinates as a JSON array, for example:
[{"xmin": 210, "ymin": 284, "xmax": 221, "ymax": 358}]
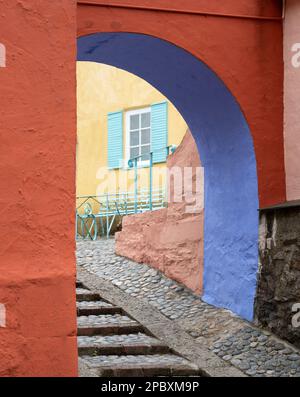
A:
[
  {"xmin": 149, "ymin": 152, "xmax": 153, "ymax": 211},
  {"xmin": 134, "ymin": 157, "xmax": 138, "ymax": 213},
  {"xmin": 167, "ymin": 145, "xmax": 171, "ymax": 157},
  {"xmin": 106, "ymin": 193, "xmax": 109, "ymax": 239},
  {"xmin": 75, "ymin": 211, "xmax": 78, "ymax": 240}
]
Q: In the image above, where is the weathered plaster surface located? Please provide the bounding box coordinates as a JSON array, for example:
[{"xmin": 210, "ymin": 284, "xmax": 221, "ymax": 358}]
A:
[
  {"xmin": 79, "ymin": 0, "xmax": 281, "ymax": 16},
  {"xmin": 284, "ymin": 0, "xmax": 300, "ymax": 200},
  {"xmin": 0, "ymin": 0, "xmax": 287, "ymax": 375},
  {"xmin": 0, "ymin": 0, "xmax": 77, "ymax": 376},
  {"xmin": 116, "ymin": 130, "xmax": 204, "ymax": 294}
]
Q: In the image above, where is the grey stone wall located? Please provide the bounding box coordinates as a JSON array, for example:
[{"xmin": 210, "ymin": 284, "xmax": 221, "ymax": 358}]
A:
[{"xmin": 255, "ymin": 204, "xmax": 300, "ymax": 348}]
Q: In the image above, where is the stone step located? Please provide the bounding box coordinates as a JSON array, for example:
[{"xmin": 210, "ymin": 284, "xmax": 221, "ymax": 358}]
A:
[
  {"xmin": 76, "ymin": 287, "xmax": 91, "ymax": 294},
  {"xmin": 78, "ymin": 333, "xmax": 169, "ymax": 356},
  {"xmin": 76, "ymin": 288, "xmax": 100, "ymax": 302},
  {"xmin": 76, "ymin": 281, "xmax": 201, "ymax": 377},
  {"xmin": 79, "ymin": 354, "xmax": 201, "ymax": 377},
  {"xmin": 77, "ymin": 301, "xmax": 123, "ymax": 316},
  {"xmin": 77, "ymin": 314, "xmax": 144, "ymax": 336}
]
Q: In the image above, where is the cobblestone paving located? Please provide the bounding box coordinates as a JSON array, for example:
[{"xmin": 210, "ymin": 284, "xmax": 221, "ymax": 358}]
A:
[
  {"xmin": 77, "ymin": 238, "xmax": 300, "ymax": 377},
  {"xmin": 78, "ymin": 333, "xmax": 164, "ymax": 347},
  {"xmin": 212, "ymin": 327, "xmax": 300, "ymax": 377},
  {"xmin": 77, "ymin": 314, "xmax": 137, "ymax": 326}
]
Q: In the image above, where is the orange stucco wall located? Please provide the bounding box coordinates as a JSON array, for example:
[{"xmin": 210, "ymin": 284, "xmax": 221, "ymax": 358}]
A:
[{"xmin": 0, "ymin": 1, "xmax": 77, "ymax": 376}]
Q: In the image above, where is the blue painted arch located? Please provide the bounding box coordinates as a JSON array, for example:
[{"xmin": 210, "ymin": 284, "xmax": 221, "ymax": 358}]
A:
[{"xmin": 77, "ymin": 32, "xmax": 259, "ymax": 321}]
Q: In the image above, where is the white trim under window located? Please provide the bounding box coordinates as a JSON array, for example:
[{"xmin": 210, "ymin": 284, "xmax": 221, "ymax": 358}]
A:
[{"xmin": 125, "ymin": 107, "xmax": 151, "ymax": 168}]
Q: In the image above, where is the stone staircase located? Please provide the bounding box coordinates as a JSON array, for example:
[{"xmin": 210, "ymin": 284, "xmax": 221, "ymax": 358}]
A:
[{"xmin": 76, "ymin": 282, "xmax": 202, "ymax": 377}]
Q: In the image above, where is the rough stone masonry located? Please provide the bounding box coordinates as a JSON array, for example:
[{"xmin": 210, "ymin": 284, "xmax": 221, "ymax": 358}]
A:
[{"xmin": 255, "ymin": 203, "xmax": 300, "ymax": 348}]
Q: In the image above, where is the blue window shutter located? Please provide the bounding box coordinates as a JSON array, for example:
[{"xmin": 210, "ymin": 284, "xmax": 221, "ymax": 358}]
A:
[
  {"xmin": 107, "ymin": 111, "xmax": 123, "ymax": 169},
  {"xmin": 151, "ymin": 102, "xmax": 168, "ymax": 163}
]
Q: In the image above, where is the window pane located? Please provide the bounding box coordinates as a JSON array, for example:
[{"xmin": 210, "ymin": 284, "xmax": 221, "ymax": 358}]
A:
[
  {"xmin": 130, "ymin": 147, "xmax": 139, "ymax": 159},
  {"xmin": 130, "ymin": 114, "xmax": 139, "ymax": 130},
  {"xmin": 141, "ymin": 145, "xmax": 150, "ymax": 161},
  {"xmin": 141, "ymin": 112, "xmax": 150, "ymax": 128},
  {"xmin": 141, "ymin": 128, "xmax": 150, "ymax": 145},
  {"xmin": 130, "ymin": 131, "xmax": 139, "ymax": 146}
]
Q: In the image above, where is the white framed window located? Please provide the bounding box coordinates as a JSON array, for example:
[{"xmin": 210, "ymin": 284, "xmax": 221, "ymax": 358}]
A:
[{"xmin": 125, "ymin": 107, "xmax": 151, "ymax": 167}]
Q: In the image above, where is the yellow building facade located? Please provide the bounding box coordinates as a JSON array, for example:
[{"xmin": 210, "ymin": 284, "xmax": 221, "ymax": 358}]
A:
[{"xmin": 76, "ymin": 62, "xmax": 188, "ymax": 204}]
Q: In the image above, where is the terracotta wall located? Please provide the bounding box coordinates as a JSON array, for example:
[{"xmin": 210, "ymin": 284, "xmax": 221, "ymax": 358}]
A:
[
  {"xmin": 284, "ymin": 0, "xmax": 300, "ymax": 201},
  {"xmin": 78, "ymin": 0, "xmax": 285, "ymax": 208},
  {"xmin": 0, "ymin": 1, "xmax": 77, "ymax": 376},
  {"xmin": 116, "ymin": 130, "xmax": 204, "ymax": 294}
]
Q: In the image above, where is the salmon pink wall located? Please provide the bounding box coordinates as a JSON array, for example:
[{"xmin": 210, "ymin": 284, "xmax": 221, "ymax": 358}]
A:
[
  {"xmin": 284, "ymin": 0, "xmax": 300, "ymax": 201},
  {"xmin": 0, "ymin": 0, "xmax": 77, "ymax": 376},
  {"xmin": 116, "ymin": 130, "xmax": 204, "ymax": 295}
]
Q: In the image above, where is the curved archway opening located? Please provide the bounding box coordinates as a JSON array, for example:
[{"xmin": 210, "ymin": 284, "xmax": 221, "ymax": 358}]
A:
[{"xmin": 77, "ymin": 32, "xmax": 259, "ymax": 321}]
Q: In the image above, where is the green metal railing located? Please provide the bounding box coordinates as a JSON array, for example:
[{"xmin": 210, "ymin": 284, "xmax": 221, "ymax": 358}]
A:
[
  {"xmin": 76, "ymin": 145, "xmax": 176, "ymax": 240},
  {"xmin": 76, "ymin": 188, "xmax": 166, "ymax": 240}
]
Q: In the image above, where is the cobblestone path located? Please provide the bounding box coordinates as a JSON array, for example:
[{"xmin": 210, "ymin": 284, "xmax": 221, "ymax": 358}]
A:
[
  {"xmin": 76, "ymin": 283, "xmax": 202, "ymax": 376},
  {"xmin": 77, "ymin": 239, "xmax": 300, "ymax": 377}
]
